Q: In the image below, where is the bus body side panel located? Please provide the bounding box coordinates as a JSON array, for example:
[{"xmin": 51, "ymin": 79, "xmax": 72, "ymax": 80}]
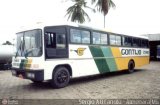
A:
[
  {"xmin": 43, "ymin": 45, "xmax": 150, "ymax": 79},
  {"xmin": 43, "ymin": 44, "xmax": 99, "ymax": 79},
  {"xmin": 68, "ymin": 45, "xmax": 100, "ymax": 77},
  {"xmin": 111, "ymin": 47, "xmax": 150, "ymax": 70},
  {"xmin": 67, "ymin": 45, "xmax": 150, "ymax": 78},
  {"xmin": 68, "ymin": 45, "xmax": 119, "ymax": 77}
]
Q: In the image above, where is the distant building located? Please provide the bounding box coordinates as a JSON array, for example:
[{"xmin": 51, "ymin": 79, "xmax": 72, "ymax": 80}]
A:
[{"xmin": 144, "ymin": 34, "xmax": 160, "ymax": 60}]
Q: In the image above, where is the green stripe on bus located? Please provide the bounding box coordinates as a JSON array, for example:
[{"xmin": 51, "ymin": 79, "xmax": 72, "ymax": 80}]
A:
[
  {"xmin": 24, "ymin": 59, "xmax": 28, "ymax": 69},
  {"xmin": 89, "ymin": 46, "xmax": 110, "ymax": 73},
  {"xmin": 20, "ymin": 59, "xmax": 28, "ymax": 69},
  {"xmin": 101, "ymin": 47, "xmax": 117, "ymax": 72},
  {"xmin": 106, "ymin": 58, "xmax": 117, "ymax": 71}
]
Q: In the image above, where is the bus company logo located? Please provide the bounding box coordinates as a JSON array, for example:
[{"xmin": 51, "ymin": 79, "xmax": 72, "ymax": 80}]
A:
[{"xmin": 71, "ymin": 48, "xmax": 86, "ymax": 56}]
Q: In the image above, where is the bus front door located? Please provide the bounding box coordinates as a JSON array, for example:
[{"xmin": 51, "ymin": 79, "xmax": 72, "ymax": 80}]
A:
[{"xmin": 44, "ymin": 27, "xmax": 68, "ymax": 59}]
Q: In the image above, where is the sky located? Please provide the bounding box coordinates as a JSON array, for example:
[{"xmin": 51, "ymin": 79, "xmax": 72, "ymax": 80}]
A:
[{"xmin": 0, "ymin": 0, "xmax": 160, "ymax": 44}]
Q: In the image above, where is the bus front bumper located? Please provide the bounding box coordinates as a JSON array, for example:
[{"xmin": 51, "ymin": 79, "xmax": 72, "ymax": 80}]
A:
[{"xmin": 11, "ymin": 67, "xmax": 44, "ymax": 81}]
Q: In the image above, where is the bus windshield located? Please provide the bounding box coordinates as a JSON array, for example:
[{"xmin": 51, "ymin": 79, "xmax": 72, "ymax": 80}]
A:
[{"xmin": 16, "ymin": 29, "xmax": 42, "ymax": 57}]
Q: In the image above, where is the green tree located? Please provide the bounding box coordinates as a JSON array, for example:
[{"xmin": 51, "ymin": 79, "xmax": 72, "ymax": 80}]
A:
[
  {"xmin": 66, "ymin": 0, "xmax": 115, "ymax": 27},
  {"xmin": 65, "ymin": 0, "xmax": 95, "ymax": 23},
  {"xmin": 92, "ymin": 0, "xmax": 116, "ymax": 28}
]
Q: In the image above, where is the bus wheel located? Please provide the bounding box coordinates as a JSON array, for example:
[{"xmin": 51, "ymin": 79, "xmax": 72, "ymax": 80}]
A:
[
  {"xmin": 51, "ymin": 67, "xmax": 70, "ymax": 88},
  {"xmin": 128, "ymin": 60, "xmax": 135, "ymax": 73}
]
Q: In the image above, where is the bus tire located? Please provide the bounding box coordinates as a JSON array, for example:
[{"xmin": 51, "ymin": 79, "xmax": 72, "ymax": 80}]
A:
[
  {"xmin": 127, "ymin": 60, "xmax": 135, "ymax": 73},
  {"xmin": 51, "ymin": 66, "xmax": 70, "ymax": 88}
]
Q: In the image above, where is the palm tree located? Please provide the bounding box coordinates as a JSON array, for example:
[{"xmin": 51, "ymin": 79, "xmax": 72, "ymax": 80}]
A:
[
  {"xmin": 65, "ymin": 0, "xmax": 115, "ymax": 25},
  {"xmin": 92, "ymin": 0, "xmax": 116, "ymax": 28},
  {"xmin": 65, "ymin": 0, "xmax": 95, "ymax": 23}
]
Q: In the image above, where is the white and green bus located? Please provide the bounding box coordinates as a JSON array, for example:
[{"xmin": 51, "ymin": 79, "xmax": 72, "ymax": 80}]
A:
[{"xmin": 11, "ymin": 25, "xmax": 150, "ymax": 88}]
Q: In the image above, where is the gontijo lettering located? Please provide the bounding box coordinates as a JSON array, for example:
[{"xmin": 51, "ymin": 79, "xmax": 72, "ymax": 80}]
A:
[{"xmin": 121, "ymin": 49, "xmax": 141, "ymax": 55}]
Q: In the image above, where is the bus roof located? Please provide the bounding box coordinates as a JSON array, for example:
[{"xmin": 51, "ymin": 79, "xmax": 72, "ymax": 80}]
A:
[{"xmin": 17, "ymin": 23, "xmax": 148, "ymax": 39}]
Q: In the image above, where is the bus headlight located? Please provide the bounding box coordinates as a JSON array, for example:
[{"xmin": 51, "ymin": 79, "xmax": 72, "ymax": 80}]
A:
[{"xmin": 26, "ymin": 73, "xmax": 35, "ymax": 79}]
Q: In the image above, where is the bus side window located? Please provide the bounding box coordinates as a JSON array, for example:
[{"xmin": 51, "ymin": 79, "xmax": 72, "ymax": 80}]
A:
[
  {"xmin": 46, "ymin": 32, "xmax": 56, "ymax": 48},
  {"xmin": 141, "ymin": 39, "xmax": 145, "ymax": 47},
  {"xmin": 116, "ymin": 36, "xmax": 121, "ymax": 46},
  {"xmin": 110, "ymin": 34, "xmax": 121, "ymax": 46},
  {"xmin": 81, "ymin": 30, "xmax": 90, "ymax": 44},
  {"xmin": 110, "ymin": 35, "xmax": 116, "ymax": 45},
  {"xmin": 92, "ymin": 32, "xmax": 108, "ymax": 45},
  {"xmin": 146, "ymin": 40, "xmax": 149, "ymax": 48},
  {"xmin": 123, "ymin": 36, "xmax": 132, "ymax": 46},
  {"xmin": 70, "ymin": 29, "xmax": 81, "ymax": 43},
  {"xmin": 133, "ymin": 38, "xmax": 141, "ymax": 47},
  {"xmin": 93, "ymin": 32, "xmax": 101, "ymax": 44},
  {"xmin": 101, "ymin": 33, "xmax": 108, "ymax": 44},
  {"xmin": 56, "ymin": 34, "xmax": 66, "ymax": 49},
  {"xmin": 70, "ymin": 28, "xmax": 91, "ymax": 44},
  {"xmin": 141, "ymin": 39, "xmax": 149, "ymax": 48},
  {"xmin": 128, "ymin": 37, "xmax": 132, "ymax": 46}
]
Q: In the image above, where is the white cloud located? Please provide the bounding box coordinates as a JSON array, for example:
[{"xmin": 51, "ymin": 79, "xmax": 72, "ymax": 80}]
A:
[{"xmin": 105, "ymin": 0, "xmax": 160, "ymax": 35}]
